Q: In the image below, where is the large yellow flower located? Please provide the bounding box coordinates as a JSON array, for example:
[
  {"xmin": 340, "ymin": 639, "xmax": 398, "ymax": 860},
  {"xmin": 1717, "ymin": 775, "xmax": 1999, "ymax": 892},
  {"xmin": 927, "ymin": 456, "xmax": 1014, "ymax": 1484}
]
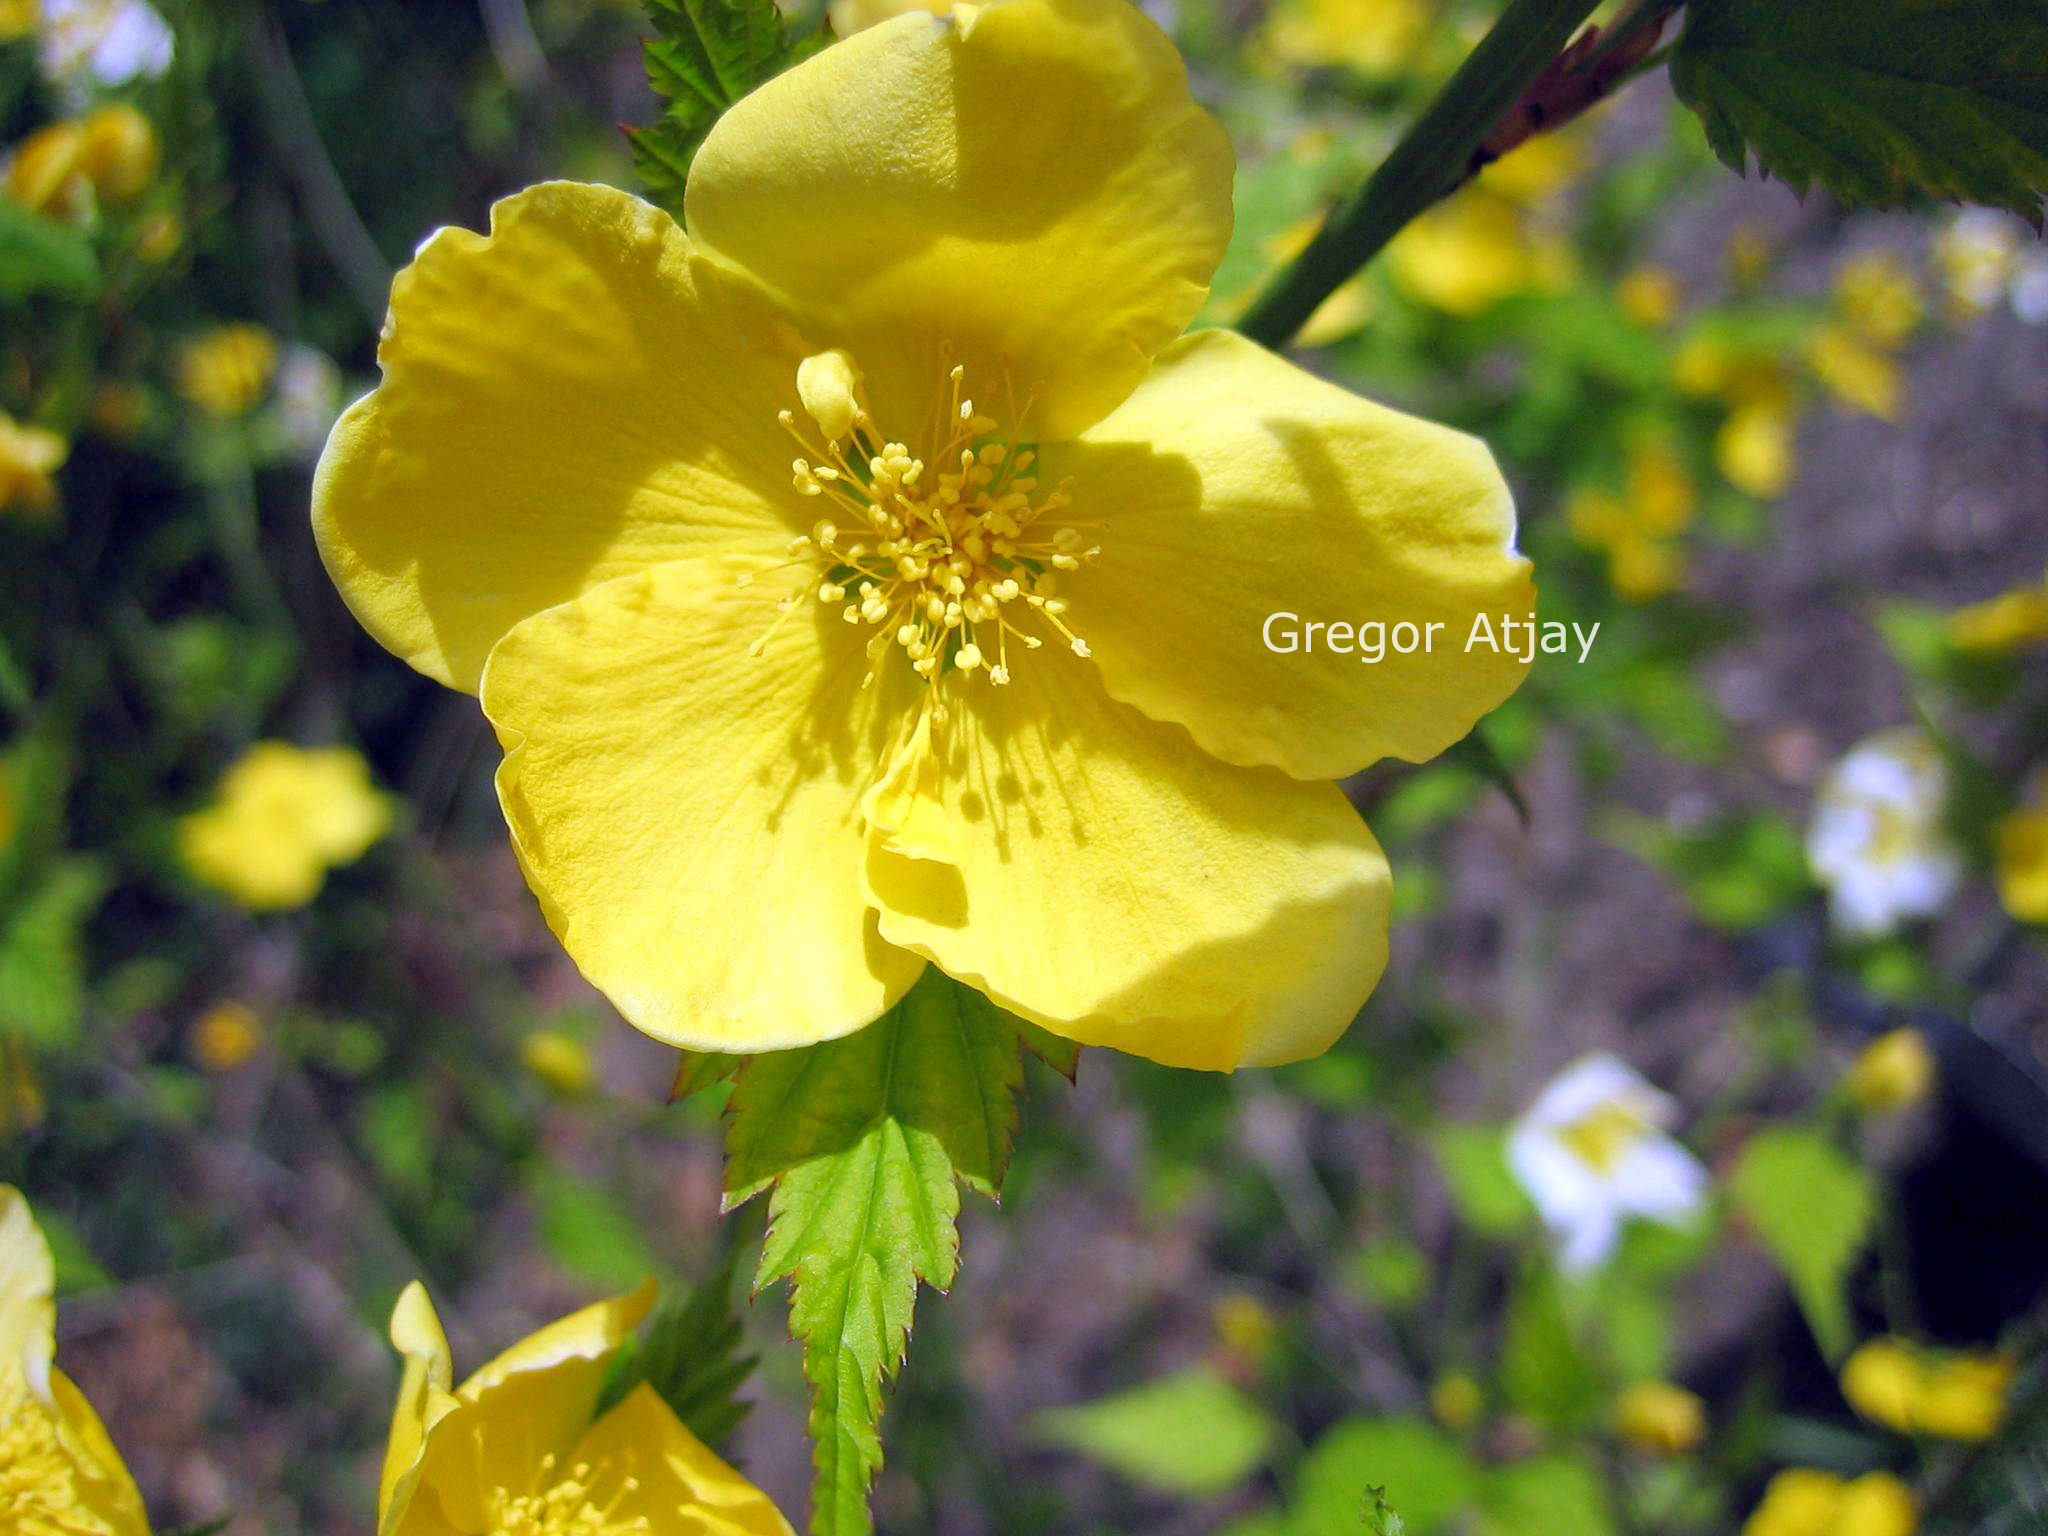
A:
[
  {"xmin": 380, "ymin": 1279, "xmax": 793, "ymax": 1536},
  {"xmin": 1, "ymin": 1185, "xmax": 150, "ymax": 1536},
  {"xmin": 314, "ymin": 0, "xmax": 1533, "ymax": 1070}
]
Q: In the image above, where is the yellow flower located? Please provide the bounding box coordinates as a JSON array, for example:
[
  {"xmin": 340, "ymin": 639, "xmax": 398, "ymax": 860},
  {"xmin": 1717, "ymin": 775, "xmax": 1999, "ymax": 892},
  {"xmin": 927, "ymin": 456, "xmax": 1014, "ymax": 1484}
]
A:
[
  {"xmin": 1947, "ymin": 579, "xmax": 2048, "ymax": 654},
  {"xmin": 1567, "ymin": 445, "xmax": 1693, "ymax": 603},
  {"xmin": 313, "ymin": 1, "xmax": 1534, "ymax": 1070},
  {"xmin": 829, "ymin": 0, "xmax": 955, "ymax": 34},
  {"xmin": 521, "ymin": 1029, "xmax": 597, "ymax": 1098},
  {"xmin": 1615, "ymin": 1379, "xmax": 1705, "ymax": 1455},
  {"xmin": 1606, "ymin": 530, "xmax": 1682, "ymax": 603},
  {"xmin": 1808, "ymin": 324, "xmax": 1902, "ymax": 422},
  {"xmin": 1847, "ymin": 1028, "xmax": 1933, "ymax": 1114},
  {"xmin": 380, "ymin": 1279, "xmax": 794, "ymax": 1536},
  {"xmin": 1390, "ymin": 187, "xmax": 1556, "ymax": 316},
  {"xmin": 1834, "ymin": 253, "xmax": 1920, "ymax": 349},
  {"xmin": 6, "ymin": 120, "xmax": 88, "ymax": 216},
  {"xmin": 178, "ymin": 741, "xmax": 390, "ymax": 911},
  {"xmin": 3, "ymin": 104, "xmax": 156, "ymax": 217},
  {"xmin": 1842, "ymin": 1337, "xmax": 2013, "ymax": 1440},
  {"xmin": 1619, "ymin": 265, "xmax": 1680, "ymax": 329},
  {"xmin": 0, "ymin": 1185, "xmax": 151, "ymax": 1536},
  {"xmin": 1263, "ymin": 0, "xmax": 1429, "ymax": 76},
  {"xmin": 1211, "ymin": 1290, "xmax": 1279, "ymax": 1367},
  {"xmin": 176, "ymin": 323, "xmax": 280, "ymax": 419},
  {"xmin": 1429, "ymin": 1371, "xmax": 1483, "ymax": 1431},
  {"xmin": 75, "ymin": 103, "xmax": 157, "ymax": 203},
  {"xmin": 190, "ymin": 1001, "xmax": 263, "ymax": 1071},
  {"xmin": 0, "ymin": 410, "xmax": 67, "ymax": 518},
  {"xmin": 1997, "ymin": 806, "xmax": 2048, "ymax": 924},
  {"xmin": 0, "ymin": 0, "xmax": 36, "ymax": 41},
  {"xmin": 1743, "ymin": 1469, "xmax": 1917, "ymax": 1536},
  {"xmin": 1716, "ymin": 400, "xmax": 1796, "ymax": 499}
]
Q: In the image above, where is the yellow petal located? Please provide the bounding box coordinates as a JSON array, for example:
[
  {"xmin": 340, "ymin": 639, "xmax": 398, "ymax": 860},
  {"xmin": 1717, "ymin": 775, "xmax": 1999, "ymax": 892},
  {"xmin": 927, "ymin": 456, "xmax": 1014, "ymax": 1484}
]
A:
[
  {"xmin": 379, "ymin": 1282, "xmax": 459, "ymax": 1533},
  {"xmin": 686, "ymin": 0, "xmax": 1233, "ymax": 442},
  {"xmin": 1048, "ymin": 330, "xmax": 1532, "ymax": 780},
  {"xmin": 48, "ymin": 1370, "xmax": 151, "ymax": 1536},
  {"xmin": 1998, "ymin": 807, "xmax": 2048, "ymax": 923},
  {"xmin": 314, "ymin": 181, "xmax": 808, "ymax": 693},
  {"xmin": 0, "ymin": 1184, "xmax": 55, "ymax": 1400},
  {"xmin": 866, "ymin": 655, "xmax": 1391, "ymax": 1070},
  {"xmin": 573, "ymin": 1383, "xmax": 796, "ymax": 1536},
  {"xmin": 482, "ymin": 558, "xmax": 924, "ymax": 1050}
]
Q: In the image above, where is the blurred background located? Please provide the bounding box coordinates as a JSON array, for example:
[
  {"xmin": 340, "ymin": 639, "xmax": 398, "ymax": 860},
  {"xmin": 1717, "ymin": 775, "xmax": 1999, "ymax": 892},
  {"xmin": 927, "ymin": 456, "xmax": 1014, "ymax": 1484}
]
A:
[{"xmin": 3, "ymin": 0, "xmax": 2047, "ymax": 1532}]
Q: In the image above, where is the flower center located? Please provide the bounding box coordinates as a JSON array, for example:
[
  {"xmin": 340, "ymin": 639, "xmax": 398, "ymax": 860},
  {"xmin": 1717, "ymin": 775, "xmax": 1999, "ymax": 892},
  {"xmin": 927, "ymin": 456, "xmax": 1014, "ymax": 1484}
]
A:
[
  {"xmin": 486, "ymin": 1454, "xmax": 650, "ymax": 1536},
  {"xmin": 757, "ymin": 348, "xmax": 1100, "ymax": 687},
  {"xmin": 1558, "ymin": 1101, "xmax": 1649, "ymax": 1175},
  {"xmin": 0, "ymin": 1383, "xmax": 116, "ymax": 1536}
]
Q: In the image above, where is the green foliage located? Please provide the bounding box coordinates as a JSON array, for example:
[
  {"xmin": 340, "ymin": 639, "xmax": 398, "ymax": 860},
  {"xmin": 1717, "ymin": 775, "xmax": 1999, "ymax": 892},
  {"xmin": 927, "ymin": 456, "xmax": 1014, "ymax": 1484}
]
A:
[
  {"xmin": 1478, "ymin": 1456, "xmax": 1615, "ymax": 1536},
  {"xmin": 1034, "ymin": 1369, "xmax": 1272, "ymax": 1497},
  {"xmin": 1643, "ymin": 813, "xmax": 1811, "ymax": 930},
  {"xmin": 631, "ymin": 0, "xmax": 818, "ymax": 210},
  {"xmin": 600, "ymin": 1242, "xmax": 757, "ymax": 1448},
  {"xmin": 0, "ymin": 195, "xmax": 100, "ymax": 300},
  {"xmin": 1673, "ymin": 0, "xmax": 2048, "ymax": 222},
  {"xmin": 727, "ymin": 971, "xmax": 1035, "ymax": 1536},
  {"xmin": 1501, "ymin": 1269, "xmax": 1605, "ymax": 1432},
  {"xmin": 1730, "ymin": 1127, "xmax": 1876, "ymax": 1360},
  {"xmin": 0, "ymin": 860, "xmax": 107, "ymax": 1047},
  {"xmin": 533, "ymin": 1168, "xmax": 664, "ymax": 1291},
  {"xmin": 1431, "ymin": 1124, "xmax": 1533, "ymax": 1237},
  {"xmin": 1293, "ymin": 1418, "xmax": 1475, "ymax": 1536}
]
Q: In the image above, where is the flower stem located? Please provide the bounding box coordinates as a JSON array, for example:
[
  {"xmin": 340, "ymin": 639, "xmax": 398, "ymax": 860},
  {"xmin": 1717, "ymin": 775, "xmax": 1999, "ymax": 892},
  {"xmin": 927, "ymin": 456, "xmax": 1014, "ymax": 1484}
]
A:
[{"xmin": 1237, "ymin": 0, "xmax": 1610, "ymax": 349}]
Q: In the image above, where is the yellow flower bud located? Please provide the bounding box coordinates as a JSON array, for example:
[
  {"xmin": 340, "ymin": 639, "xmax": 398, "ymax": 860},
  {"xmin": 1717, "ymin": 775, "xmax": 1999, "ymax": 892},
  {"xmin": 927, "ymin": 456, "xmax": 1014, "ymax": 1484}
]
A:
[
  {"xmin": 1717, "ymin": 401, "xmax": 1796, "ymax": 499},
  {"xmin": 1947, "ymin": 583, "xmax": 2048, "ymax": 655},
  {"xmin": 1608, "ymin": 530, "xmax": 1684, "ymax": 604},
  {"xmin": 521, "ymin": 1028, "xmax": 597, "ymax": 1098},
  {"xmin": 1619, "ymin": 265, "xmax": 1681, "ymax": 329},
  {"xmin": 78, "ymin": 103, "xmax": 159, "ymax": 202},
  {"xmin": 190, "ymin": 1002, "xmax": 264, "ymax": 1071},
  {"xmin": 1837, "ymin": 1473, "xmax": 1918, "ymax": 1536},
  {"xmin": 1212, "ymin": 1290, "xmax": 1280, "ymax": 1366},
  {"xmin": 1615, "ymin": 1379, "xmax": 1705, "ymax": 1455},
  {"xmin": 1842, "ymin": 1338, "xmax": 1922, "ymax": 1433},
  {"xmin": 1743, "ymin": 1468, "xmax": 1846, "ymax": 1536},
  {"xmin": 1430, "ymin": 1372, "xmax": 1485, "ymax": 1431},
  {"xmin": 1848, "ymin": 1029, "xmax": 1935, "ymax": 1115},
  {"xmin": 0, "ymin": 0, "xmax": 36, "ymax": 41},
  {"xmin": 1912, "ymin": 1352, "xmax": 2014, "ymax": 1441},
  {"xmin": 1808, "ymin": 323, "xmax": 1903, "ymax": 422},
  {"xmin": 0, "ymin": 409, "xmax": 68, "ymax": 518},
  {"xmin": 1835, "ymin": 252, "xmax": 1921, "ymax": 349},
  {"xmin": 1996, "ymin": 807, "xmax": 2048, "ymax": 924},
  {"xmin": 177, "ymin": 323, "xmax": 281, "ymax": 419},
  {"xmin": 6, "ymin": 119, "xmax": 88, "ymax": 217}
]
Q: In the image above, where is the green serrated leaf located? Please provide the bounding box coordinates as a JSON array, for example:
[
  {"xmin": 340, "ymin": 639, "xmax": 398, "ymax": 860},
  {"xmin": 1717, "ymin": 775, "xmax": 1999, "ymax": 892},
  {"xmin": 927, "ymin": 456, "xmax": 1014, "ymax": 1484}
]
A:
[
  {"xmin": 600, "ymin": 1238, "xmax": 757, "ymax": 1447},
  {"xmin": 1034, "ymin": 1369, "xmax": 1272, "ymax": 1497},
  {"xmin": 1729, "ymin": 1126, "xmax": 1875, "ymax": 1360},
  {"xmin": 0, "ymin": 860, "xmax": 108, "ymax": 1046},
  {"xmin": 0, "ymin": 193, "xmax": 100, "ymax": 300},
  {"xmin": 671, "ymin": 1048, "xmax": 745, "ymax": 1100},
  {"xmin": 632, "ymin": 0, "xmax": 818, "ymax": 208},
  {"xmin": 731, "ymin": 970, "xmax": 1032, "ymax": 1536},
  {"xmin": 1672, "ymin": 0, "xmax": 2048, "ymax": 221}
]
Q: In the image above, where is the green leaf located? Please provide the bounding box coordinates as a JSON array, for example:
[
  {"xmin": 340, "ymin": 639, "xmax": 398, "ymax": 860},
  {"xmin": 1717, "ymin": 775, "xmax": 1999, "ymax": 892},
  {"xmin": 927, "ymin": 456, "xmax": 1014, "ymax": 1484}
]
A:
[
  {"xmin": 1478, "ymin": 1456, "xmax": 1616, "ymax": 1536},
  {"xmin": 1729, "ymin": 1126, "xmax": 1876, "ymax": 1360},
  {"xmin": 0, "ymin": 193, "xmax": 100, "ymax": 300},
  {"xmin": 1500, "ymin": 1269, "xmax": 1604, "ymax": 1432},
  {"xmin": 730, "ymin": 970, "xmax": 1033, "ymax": 1536},
  {"xmin": 533, "ymin": 1169, "xmax": 665, "ymax": 1292},
  {"xmin": 0, "ymin": 860, "xmax": 108, "ymax": 1047},
  {"xmin": 1035, "ymin": 1368, "xmax": 1272, "ymax": 1497},
  {"xmin": 1431, "ymin": 1124, "xmax": 1534, "ymax": 1238},
  {"xmin": 630, "ymin": 0, "xmax": 818, "ymax": 210},
  {"xmin": 1672, "ymin": 0, "xmax": 2048, "ymax": 221},
  {"xmin": 600, "ymin": 1239, "xmax": 757, "ymax": 1447},
  {"xmin": 1293, "ymin": 1418, "xmax": 1476, "ymax": 1536}
]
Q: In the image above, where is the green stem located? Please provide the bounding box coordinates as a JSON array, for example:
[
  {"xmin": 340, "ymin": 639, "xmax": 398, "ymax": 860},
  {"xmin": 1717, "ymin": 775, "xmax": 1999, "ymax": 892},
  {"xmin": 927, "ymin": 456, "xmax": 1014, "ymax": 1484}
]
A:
[{"xmin": 1238, "ymin": 0, "xmax": 1607, "ymax": 349}]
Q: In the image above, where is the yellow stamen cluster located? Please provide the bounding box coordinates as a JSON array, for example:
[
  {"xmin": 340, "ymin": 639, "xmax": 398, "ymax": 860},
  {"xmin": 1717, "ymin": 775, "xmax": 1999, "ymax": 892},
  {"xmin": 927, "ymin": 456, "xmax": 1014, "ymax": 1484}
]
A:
[
  {"xmin": 487, "ymin": 1453, "xmax": 651, "ymax": 1536},
  {"xmin": 758, "ymin": 351, "xmax": 1099, "ymax": 688},
  {"xmin": 1559, "ymin": 1101, "xmax": 1650, "ymax": 1175},
  {"xmin": 0, "ymin": 1386, "xmax": 114, "ymax": 1536}
]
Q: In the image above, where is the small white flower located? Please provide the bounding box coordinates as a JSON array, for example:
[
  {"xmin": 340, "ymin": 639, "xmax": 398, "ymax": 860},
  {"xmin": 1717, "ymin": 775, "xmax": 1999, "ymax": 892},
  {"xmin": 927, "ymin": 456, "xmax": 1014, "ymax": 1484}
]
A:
[
  {"xmin": 1507, "ymin": 1053, "xmax": 1708, "ymax": 1275},
  {"xmin": 37, "ymin": 0, "xmax": 173, "ymax": 92},
  {"xmin": 271, "ymin": 344, "xmax": 343, "ymax": 460},
  {"xmin": 1933, "ymin": 209, "xmax": 2048, "ymax": 324},
  {"xmin": 1806, "ymin": 726, "xmax": 1961, "ymax": 940}
]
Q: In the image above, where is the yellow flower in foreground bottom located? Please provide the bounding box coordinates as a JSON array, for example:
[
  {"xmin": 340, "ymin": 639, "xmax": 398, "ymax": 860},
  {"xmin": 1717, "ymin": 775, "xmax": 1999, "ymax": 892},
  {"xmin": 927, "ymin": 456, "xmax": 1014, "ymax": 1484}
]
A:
[
  {"xmin": 1615, "ymin": 1379, "xmax": 1705, "ymax": 1455},
  {"xmin": 179, "ymin": 741, "xmax": 390, "ymax": 911},
  {"xmin": 1848, "ymin": 1028, "xmax": 1934, "ymax": 1114},
  {"xmin": 0, "ymin": 410, "xmax": 68, "ymax": 518},
  {"xmin": 1743, "ymin": 1469, "xmax": 1916, "ymax": 1536},
  {"xmin": 380, "ymin": 1279, "xmax": 793, "ymax": 1536},
  {"xmin": 1, "ymin": 1185, "xmax": 150, "ymax": 1536},
  {"xmin": 314, "ymin": 1, "xmax": 1533, "ymax": 1070},
  {"xmin": 177, "ymin": 323, "xmax": 280, "ymax": 419},
  {"xmin": 1842, "ymin": 1337, "xmax": 2014, "ymax": 1440}
]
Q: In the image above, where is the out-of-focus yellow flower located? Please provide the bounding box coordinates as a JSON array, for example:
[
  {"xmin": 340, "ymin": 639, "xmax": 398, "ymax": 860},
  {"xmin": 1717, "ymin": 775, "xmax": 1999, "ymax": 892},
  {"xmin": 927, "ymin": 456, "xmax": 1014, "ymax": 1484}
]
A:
[
  {"xmin": 1996, "ymin": 806, "xmax": 2048, "ymax": 924},
  {"xmin": 178, "ymin": 741, "xmax": 391, "ymax": 911},
  {"xmin": 1615, "ymin": 1379, "xmax": 1705, "ymax": 1455},
  {"xmin": 829, "ymin": 0, "xmax": 953, "ymax": 33},
  {"xmin": 0, "ymin": 0, "xmax": 37, "ymax": 41},
  {"xmin": 176, "ymin": 323, "xmax": 280, "ymax": 419},
  {"xmin": 1628, "ymin": 442, "xmax": 1696, "ymax": 538},
  {"xmin": 1569, "ymin": 445, "xmax": 1694, "ymax": 603},
  {"xmin": 1744, "ymin": 1469, "xmax": 1917, "ymax": 1536},
  {"xmin": 1263, "ymin": 0, "xmax": 1428, "ymax": 75},
  {"xmin": 1391, "ymin": 190, "xmax": 1559, "ymax": 316},
  {"xmin": 1842, "ymin": 1337, "xmax": 2013, "ymax": 1440},
  {"xmin": 379, "ymin": 1279, "xmax": 794, "ymax": 1536},
  {"xmin": 190, "ymin": 1001, "xmax": 264, "ymax": 1071},
  {"xmin": 314, "ymin": 1, "xmax": 1536, "ymax": 1069},
  {"xmin": 6, "ymin": 119, "xmax": 88, "ymax": 215},
  {"xmin": 1808, "ymin": 324, "xmax": 1902, "ymax": 421},
  {"xmin": 1848, "ymin": 1029, "xmax": 1934, "ymax": 1115},
  {"xmin": 1482, "ymin": 132, "xmax": 1583, "ymax": 206},
  {"xmin": 1728, "ymin": 223, "xmax": 1773, "ymax": 288},
  {"xmin": 76, "ymin": 103, "xmax": 156, "ymax": 201},
  {"xmin": 0, "ymin": 1185, "xmax": 151, "ymax": 1536},
  {"xmin": 1717, "ymin": 400, "xmax": 1796, "ymax": 499},
  {"xmin": 1607, "ymin": 529, "xmax": 1682, "ymax": 603},
  {"xmin": 88, "ymin": 379, "xmax": 148, "ymax": 443},
  {"xmin": 0, "ymin": 410, "xmax": 67, "ymax": 518},
  {"xmin": 521, "ymin": 1029, "xmax": 596, "ymax": 1098},
  {"xmin": 1430, "ymin": 1371, "xmax": 1484, "ymax": 1431},
  {"xmin": 1212, "ymin": 1290, "xmax": 1280, "ymax": 1367},
  {"xmin": 1619, "ymin": 265, "xmax": 1680, "ymax": 329},
  {"xmin": 1947, "ymin": 577, "xmax": 2048, "ymax": 654},
  {"xmin": 1835, "ymin": 253, "xmax": 1921, "ymax": 349}
]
